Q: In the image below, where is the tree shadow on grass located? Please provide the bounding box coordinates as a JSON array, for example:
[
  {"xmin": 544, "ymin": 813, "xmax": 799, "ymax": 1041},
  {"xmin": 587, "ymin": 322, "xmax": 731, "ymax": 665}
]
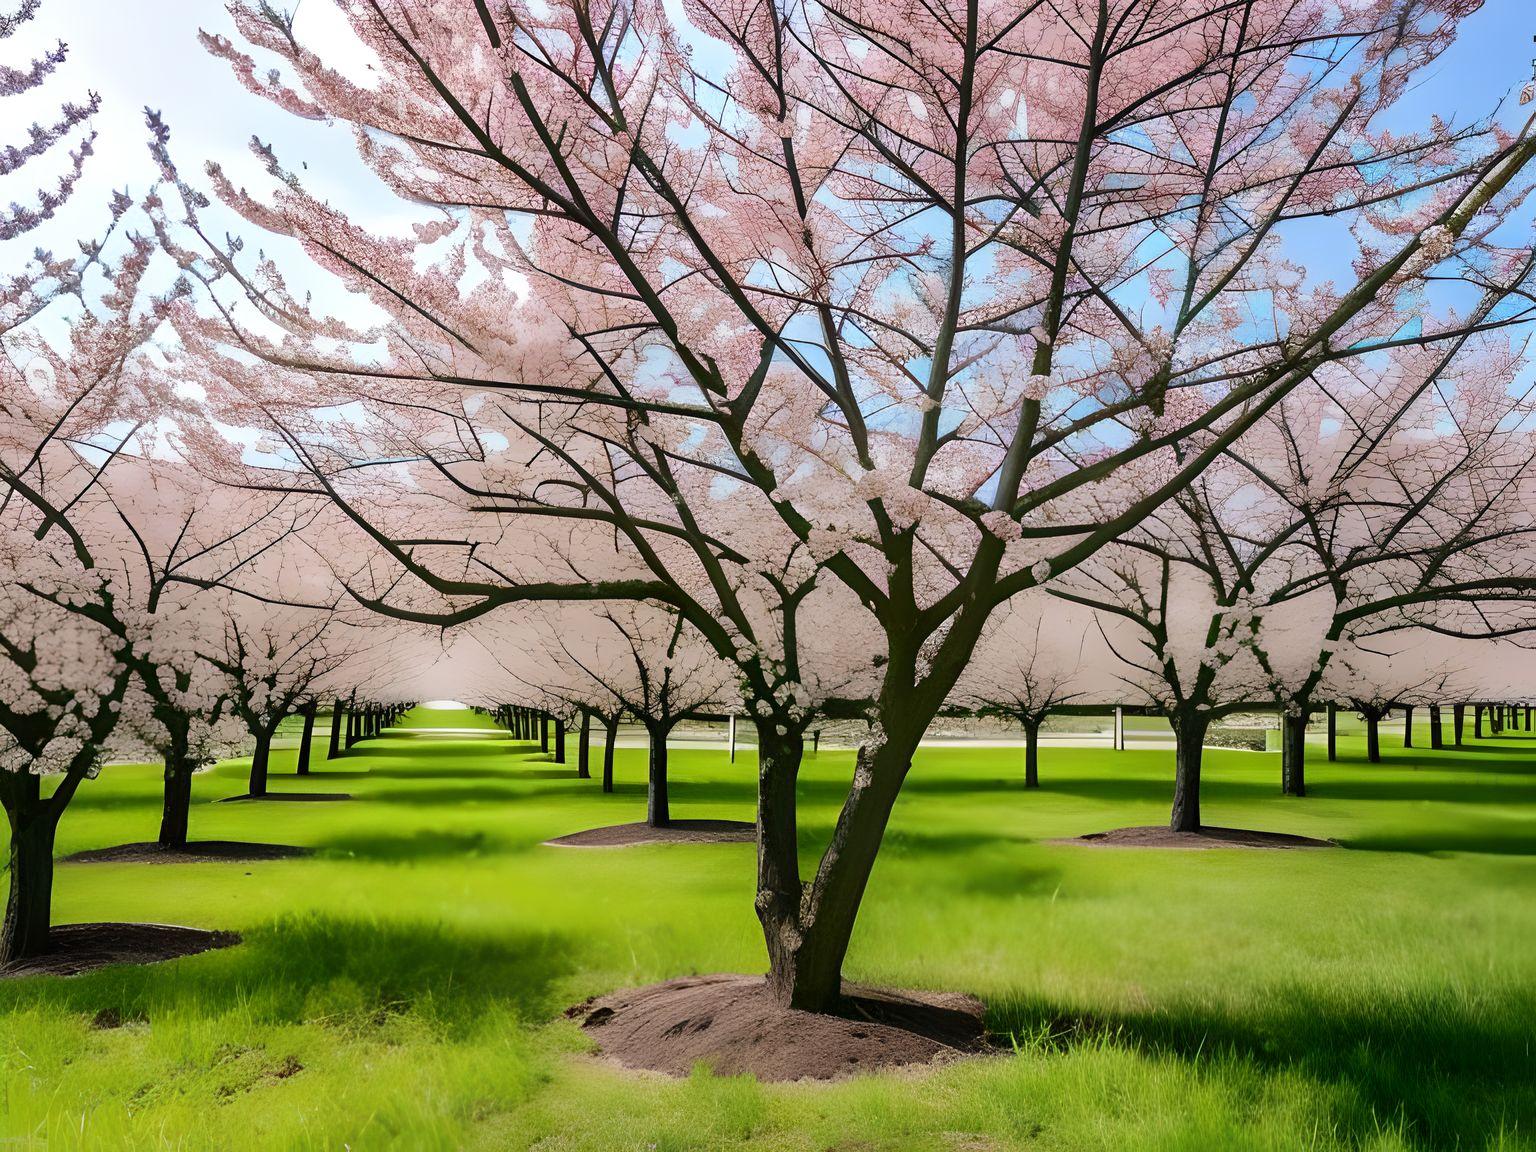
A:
[
  {"xmin": 1341, "ymin": 825, "xmax": 1536, "ymax": 856},
  {"xmin": 988, "ymin": 987, "xmax": 1536, "ymax": 1152},
  {"xmin": 1307, "ymin": 778, "xmax": 1536, "ymax": 804},
  {"xmin": 315, "ymin": 828, "xmax": 518, "ymax": 863},
  {"xmin": 0, "ymin": 913, "xmax": 576, "ymax": 1030},
  {"xmin": 366, "ymin": 764, "xmax": 530, "ymax": 782}
]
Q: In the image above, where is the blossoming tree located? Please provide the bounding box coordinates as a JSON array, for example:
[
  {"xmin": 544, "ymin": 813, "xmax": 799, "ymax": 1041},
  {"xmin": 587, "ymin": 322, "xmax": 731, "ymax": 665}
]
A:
[{"xmin": 164, "ymin": 0, "xmax": 1536, "ymax": 1010}]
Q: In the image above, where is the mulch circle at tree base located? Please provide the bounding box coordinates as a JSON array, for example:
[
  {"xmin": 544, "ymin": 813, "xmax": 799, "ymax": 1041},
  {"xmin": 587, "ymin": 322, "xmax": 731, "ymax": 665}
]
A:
[
  {"xmin": 1054, "ymin": 826, "xmax": 1335, "ymax": 850},
  {"xmin": 61, "ymin": 841, "xmax": 312, "ymax": 864},
  {"xmin": 567, "ymin": 974, "xmax": 989, "ymax": 1081},
  {"xmin": 544, "ymin": 819, "xmax": 755, "ymax": 847},
  {"xmin": 0, "ymin": 924, "xmax": 239, "ymax": 978}
]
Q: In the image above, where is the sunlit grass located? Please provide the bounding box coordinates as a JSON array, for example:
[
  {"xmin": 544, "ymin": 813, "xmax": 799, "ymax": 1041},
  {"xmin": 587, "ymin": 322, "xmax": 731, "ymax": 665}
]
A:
[{"xmin": 3, "ymin": 709, "xmax": 1533, "ymax": 1150}]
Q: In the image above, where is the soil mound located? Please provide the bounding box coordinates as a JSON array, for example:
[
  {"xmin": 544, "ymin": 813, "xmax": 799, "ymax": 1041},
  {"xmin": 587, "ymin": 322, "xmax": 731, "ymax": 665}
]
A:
[
  {"xmin": 1057, "ymin": 825, "xmax": 1334, "ymax": 850},
  {"xmin": 546, "ymin": 819, "xmax": 755, "ymax": 847},
  {"xmin": 62, "ymin": 841, "xmax": 311, "ymax": 865},
  {"xmin": 567, "ymin": 973, "xmax": 988, "ymax": 1081},
  {"xmin": 0, "ymin": 923, "xmax": 239, "ymax": 978}
]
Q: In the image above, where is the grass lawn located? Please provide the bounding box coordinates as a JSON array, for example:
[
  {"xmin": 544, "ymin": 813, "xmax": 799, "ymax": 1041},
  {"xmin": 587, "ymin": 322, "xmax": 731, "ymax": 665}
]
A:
[{"xmin": 3, "ymin": 708, "xmax": 1533, "ymax": 1151}]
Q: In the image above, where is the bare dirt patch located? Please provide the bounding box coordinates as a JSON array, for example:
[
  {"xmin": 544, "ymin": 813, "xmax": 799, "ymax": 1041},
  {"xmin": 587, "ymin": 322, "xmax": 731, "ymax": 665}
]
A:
[
  {"xmin": 545, "ymin": 819, "xmax": 755, "ymax": 847},
  {"xmin": 567, "ymin": 973, "xmax": 988, "ymax": 1081},
  {"xmin": 0, "ymin": 923, "xmax": 240, "ymax": 978},
  {"xmin": 1054, "ymin": 825, "xmax": 1334, "ymax": 850},
  {"xmin": 62, "ymin": 841, "xmax": 312, "ymax": 865}
]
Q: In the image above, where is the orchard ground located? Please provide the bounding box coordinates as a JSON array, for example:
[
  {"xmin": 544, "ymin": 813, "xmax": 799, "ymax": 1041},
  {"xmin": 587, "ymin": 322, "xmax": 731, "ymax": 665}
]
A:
[{"xmin": 2, "ymin": 708, "xmax": 1533, "ymax": 1152}]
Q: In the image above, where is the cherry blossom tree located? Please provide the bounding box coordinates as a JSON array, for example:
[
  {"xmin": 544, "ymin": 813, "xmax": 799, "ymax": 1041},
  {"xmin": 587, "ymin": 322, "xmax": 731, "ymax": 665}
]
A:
[
  {"xmin": 953, "ymin": 592, "xmax": 1098, "ymax": 788},
  {"xmin": 163, "ymin": 0, "xmax": 1536, "ymax": 1010}
]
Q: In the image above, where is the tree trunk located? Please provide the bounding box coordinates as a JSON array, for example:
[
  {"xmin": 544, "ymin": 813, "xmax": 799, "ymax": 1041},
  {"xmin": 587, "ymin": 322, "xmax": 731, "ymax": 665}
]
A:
[
  {"xmin": 756, "ymin": 719, "xmax": 917, "ymax": 1012},
  {"xmin": 1475, "ymin": 704, "xmax": 1484, "ymax": 739},
  {"xmin": 345, "ymin": 707, "xmax": 359, "ymax": 748},
  {"xmin": 248, "ymin": 729, "xmax": 273, "ymax": 797},
  {"xmin": 1402, "ymin": 706, "xmax": 1413, "ymax": 748},
  {"xmin": 577, "ymin": 711, "xmax": 591, "ymax": 779},
  {"xmin": 1326, "ymin": 702, "xmax": 1337, "ymax": 761},
  {"xmin": 646, "ymin": 724, "xmax": 671, "ymax": 827},
  {"xmin": 540, "ymin": 713, "xmax": 549, "ymax": 753},
  {"xmin": 1169, "ymin": 711, "xmax": 1210, "ymax": 831},
  {"xmin": 1, "ymin": 774, "xmax": 57, "ymax": 964},
  {"xmin": 1022, "ymin": 719, "xmax": 1040, "ymax": 788},
  {"xmin": 554, "ymin": 717, "xmax": 566, "ymax": 764},
  {"xmin": 602, "ymin": 715, "xmax": 617, "ymax": 793},
  {"xmin": 1453, "ymin": 704, "xmax": 1465, "ymax": 746},
  {"xmin": 327, "ymin": 699, "xmax": 343, "ymax": 759},
  {"xmin": 1366, "ymin": 713, "xmax": 1381, "ymax": 763},
  {"xmin": 1429, "ymin": 705, "xmax": 1443, "ymax": 750},
  {"xmin": 297, "ymin": 702, "xmax": 317, "ymax": 775},
  {"xmin": 158, "ymin": 754, "xmax": 196, "ymax": 848},
  {"xmin": 1281, "ymin": 711, "xmax": 1307, "ymax": 797}
]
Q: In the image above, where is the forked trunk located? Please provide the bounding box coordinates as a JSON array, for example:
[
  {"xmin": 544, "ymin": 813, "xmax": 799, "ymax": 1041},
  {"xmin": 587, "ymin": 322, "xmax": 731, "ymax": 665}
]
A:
[
  {"xmin": 577, "ymin": 711, "xmax": 592, "ymax": 779},
  {"xmin": 1, "ymin": 775, "xmax": 57, "ymax": 965},
  {"xmin": 1022, "ymin": 719, "xmax": 1040, "ymax": 788},
  {"xmin": 757, "ymin": 719, "xmax": 919, "ymax": 1012},
  {"xmin": 646, "ymin": 724, "xmax": 671, "ymax": 827},
  {"xmin": 602, "ymin": 715, "xmax": 617, "ymax": 793},
  {"xmin": 1169, "ymin": 711, "xmax": 1209, "ymax": 832},
  {"xmin": 159, "ymin": 754, "xmax": 196, "ymax": 848},
  {"xmin": 1280, "ymin": 711, "xmax": 1307, "ymax": 797},
  {"xmin": 248, "ymin": 729, "xmax": 273, "ymax": 797}
]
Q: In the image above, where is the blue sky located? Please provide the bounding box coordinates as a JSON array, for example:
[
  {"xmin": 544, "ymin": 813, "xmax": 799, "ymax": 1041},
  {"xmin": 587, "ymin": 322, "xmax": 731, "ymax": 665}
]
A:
[{"xmin": 4, "ymin": 0, "xmax": 1533, "ymax": 320}]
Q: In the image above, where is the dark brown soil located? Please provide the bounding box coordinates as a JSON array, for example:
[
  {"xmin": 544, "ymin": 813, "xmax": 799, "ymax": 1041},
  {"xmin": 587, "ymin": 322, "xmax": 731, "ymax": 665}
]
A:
[
  {"xmin": 545, "ymin": 819, "xmax": 755, "ymax": 847},
  {"xmin": 217, "ymin": 792, "xmax": 351, "ymax": 803},
  {"xmin": 567, "ymin": 973, "xmax": 988, "ymax": 1081},
  {"xmin": 0, "ymin": 923, "xmax": 240, "ymax": 979},
  {"xmin": 1055, "ymin": 825, "xmax": 1335, "ymax": 850},
  {"xmin": 62, "ymin": 841, "xmax": 312, "ymax": 865}
]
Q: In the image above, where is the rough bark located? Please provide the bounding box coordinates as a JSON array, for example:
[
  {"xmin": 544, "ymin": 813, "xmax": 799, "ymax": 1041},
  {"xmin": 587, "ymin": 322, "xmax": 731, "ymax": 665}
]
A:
[
  {"xmin": 1169, "ymin": 711, "xmax": 1210, "ymax": 831},
  {"xmin": 248, "ymin": 728, "xmax": 273, "ymax": 797},
  {"xmin": 646, "ymin": 724, "xmax": 671, "ymax": 827},
  {"xmin": 602, "ymin": 715, "xmax": 618, "ymax": 793},
  {"xmin": 1281, "ymin": 711, "xmax": 1308, "ymax": 797},
  {"xmin": 296, "ymin": 702, "xmax": 317, "ymax": 775},
  {"xmin": 1, "ymin": 774, "xmax": 58, "ymax": 965},
  {"xmin": 327, "ymin": 699, "xmax": 343, "ymax": 759},
  {"xmin": 577, "ymin": 711, "xmax": 592, "ymax": 779},
  {"xmin": 158, "ymin": 754, "xmax": 196, "ymax": 848}
]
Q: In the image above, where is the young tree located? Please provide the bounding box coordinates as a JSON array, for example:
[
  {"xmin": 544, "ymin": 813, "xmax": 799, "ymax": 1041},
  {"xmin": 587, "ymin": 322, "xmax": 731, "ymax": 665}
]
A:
[
  {"xmin": 953, "ymin": 593, "xmax": 1096, "ymax": 788},
  {"xmin": 169, "ymin": 0, "xmax": 1536, "ymax": 1011}
]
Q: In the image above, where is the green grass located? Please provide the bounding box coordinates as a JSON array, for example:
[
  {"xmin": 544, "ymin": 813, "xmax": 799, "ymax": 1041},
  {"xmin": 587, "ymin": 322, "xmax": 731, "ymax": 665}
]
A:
[{"xmin": 3, "ymin": 709, "xmax": 1534, "ymax": 1151}]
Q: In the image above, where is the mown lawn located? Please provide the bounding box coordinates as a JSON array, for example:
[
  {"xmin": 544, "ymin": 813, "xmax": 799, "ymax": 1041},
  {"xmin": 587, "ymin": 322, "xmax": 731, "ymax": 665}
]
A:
[{"xmin": 3, "ymin": 709, "xmax": 1533, "ymax": 1151}]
